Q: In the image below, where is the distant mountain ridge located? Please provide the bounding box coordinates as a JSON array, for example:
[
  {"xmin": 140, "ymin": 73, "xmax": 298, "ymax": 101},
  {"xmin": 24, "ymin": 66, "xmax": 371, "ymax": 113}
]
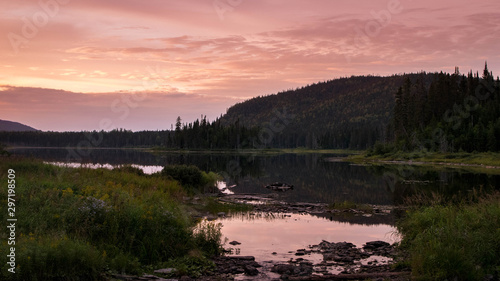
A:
[{"xmin": 0, "ymin": 119, "xmax": 38, "ymax": 132}]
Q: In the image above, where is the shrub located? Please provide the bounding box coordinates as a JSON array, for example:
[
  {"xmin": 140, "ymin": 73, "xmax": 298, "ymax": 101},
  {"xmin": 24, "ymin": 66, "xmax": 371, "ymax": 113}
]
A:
[
  {"xmin": 368, "ymin": 141, "xmax": 394, "ymax": 156},
  {"xmin": 0, "ymin": 158, "xmax": 225, "ymax": 279},
  {"xmin": 161, "ymin": 165, "xmax": 220, "ymax": 193},
  {"xmin": 0, "ymin": 236, "xmax": 104, "ymax": 281},
  {"xmin": 398, "ymin": 192, "xmax": 500, "ymax": 280},
  {"xmin": 192, "ymin": 220, "xmax": 223, "ymax": 257},
  {"xmin": 162, "ymin": 252, "xmax": 216, "ymax": 278},
  {"xmin": 161, "ymin": 165, "xmax": 204, "ymax": 188},
  {"xmin": 0, "ymin": 143, "xmax": 10, "ymax": 156},
  {"xmin": 113, "ymin": 165, "xmax": 144, "ymax": 176}
]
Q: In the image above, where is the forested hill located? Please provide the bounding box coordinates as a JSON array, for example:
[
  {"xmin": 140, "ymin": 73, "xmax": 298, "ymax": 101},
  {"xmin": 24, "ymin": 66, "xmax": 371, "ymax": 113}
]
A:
[
  {"xmin": 5, "ymin": 69, "xmax": 496, "ymax": 152},
  {"xmin": 220, "ymin": 74, "xmax": 437, "ymax": 149},
  {"xmin": 0, "ymin": 73, "xmax": 438, "ymax": 150},
  {"xmin": 0, "ymin": 119, "xmax": 38, "ymax": 132}
]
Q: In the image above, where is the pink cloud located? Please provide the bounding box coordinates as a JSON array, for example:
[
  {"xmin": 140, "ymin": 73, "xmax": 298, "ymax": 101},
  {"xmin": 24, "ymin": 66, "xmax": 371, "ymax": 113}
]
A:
[{"xmin": 1, "ymin": 0, "xmax": 499, "ymax": 131}]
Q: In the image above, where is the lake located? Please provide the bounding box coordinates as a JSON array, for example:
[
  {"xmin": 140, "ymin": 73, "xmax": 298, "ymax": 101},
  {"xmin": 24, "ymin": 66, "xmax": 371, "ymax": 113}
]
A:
[
  {"xmin": 10, "ymin": 147, "xmax": 498, "ymax": 205},
  {"xmin": 8, "ymin": 148, "xmax": 499, "ymax": 277}
]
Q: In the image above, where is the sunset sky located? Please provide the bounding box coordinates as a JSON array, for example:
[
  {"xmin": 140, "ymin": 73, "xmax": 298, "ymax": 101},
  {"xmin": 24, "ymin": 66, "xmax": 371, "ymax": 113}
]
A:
[{"xmin": 1, "ymin": 0, "xmax": 499, "ymax": 131}]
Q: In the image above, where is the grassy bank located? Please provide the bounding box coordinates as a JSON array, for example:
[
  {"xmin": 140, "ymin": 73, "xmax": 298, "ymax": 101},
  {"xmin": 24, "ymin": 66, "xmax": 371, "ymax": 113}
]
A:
[
  {"xmin": 150, "ymin": 147, "xmax": 360, "ymax": 155},
  {"xmin": 348, "ymin": 149, "xmax": 500, "ymax": 168},
  {"xmin": 0, "ymin": 157, "xmax": 235, "ymax": 280},
  {"xmin": 397, "ymin": 192, "xmax": 500, "ymax": 280}
]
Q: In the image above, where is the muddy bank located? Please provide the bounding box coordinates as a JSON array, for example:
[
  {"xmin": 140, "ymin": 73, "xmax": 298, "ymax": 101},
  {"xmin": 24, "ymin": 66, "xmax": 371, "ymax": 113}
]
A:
[
  {"xmin": 216, "ymin": 239, "xmax": 409, "ymax": 280},
  {"xmin": 120, "ymin": 239, "xmax": 409, "ymax": 281},
  {"xmin": 217, "ymin": 193, "xmax": 399, "ymax": 226}
]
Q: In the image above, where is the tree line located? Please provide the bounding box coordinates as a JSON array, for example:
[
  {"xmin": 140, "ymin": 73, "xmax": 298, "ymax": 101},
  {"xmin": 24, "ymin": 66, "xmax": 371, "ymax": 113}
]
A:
[
  {"xmin": 0, "ymin": 117, "xmax": 260, "ymax": 150},
  {"xmin": 389, "ymin": 63, "xmax": 500, "ymax": 152},
  {"xmin": 1, "ymin": 65, "xmax": 498, "ymax": 152}
]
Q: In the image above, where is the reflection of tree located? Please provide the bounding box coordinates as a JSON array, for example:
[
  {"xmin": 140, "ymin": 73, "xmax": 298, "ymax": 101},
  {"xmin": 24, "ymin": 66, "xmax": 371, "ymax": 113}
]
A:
[
  {"xmin": 219, "ymin": 211, "xmax": 395, "ymax": 227},
  {"xmin": 226, "ymin": 154, "xmax": 395, "ymax": 205},
  {"xmin": 220, "ymin": 212, "xmax": 291, "ymax": 222},
  {"xmin": 10, "ymin": 148, "xmax": 162, "ymax": 166},
  {"xmin": 366, "ymin": 164, "xmax": 500, "ymax": 205},
  {"xmin": 311, "ymin": 212, "xmax": 395, "ymax": 226},
  {"xmin": 12, "ymin": 149, "xmax": 497, "ymax": 206}
]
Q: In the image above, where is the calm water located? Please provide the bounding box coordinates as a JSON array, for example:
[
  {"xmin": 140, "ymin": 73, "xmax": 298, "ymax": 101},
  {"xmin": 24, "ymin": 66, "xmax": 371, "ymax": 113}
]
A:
[
  {"xmin": 10, "ymin": 148, "xmax": 499, "ymax": 205},
  {"xmin": 218, "ymin": 212, "xmax": 398, "ymax": 269},
  {"xmin": 8, "ymin": 148, "xmax": 499, "ymax": 274}
]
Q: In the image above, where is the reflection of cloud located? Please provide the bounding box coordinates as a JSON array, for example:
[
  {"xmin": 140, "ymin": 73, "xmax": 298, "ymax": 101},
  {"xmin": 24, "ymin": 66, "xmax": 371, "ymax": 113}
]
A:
[{"xmin": 218, "ymin": 212, "xmax": 397, "ymax": 263}]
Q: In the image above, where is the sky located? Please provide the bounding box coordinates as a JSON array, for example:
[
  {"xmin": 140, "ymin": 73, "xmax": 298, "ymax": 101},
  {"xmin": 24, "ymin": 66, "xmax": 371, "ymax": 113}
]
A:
[{"xmin": 0, "ymin": 0, "xmax": 499, "ymax": 132}]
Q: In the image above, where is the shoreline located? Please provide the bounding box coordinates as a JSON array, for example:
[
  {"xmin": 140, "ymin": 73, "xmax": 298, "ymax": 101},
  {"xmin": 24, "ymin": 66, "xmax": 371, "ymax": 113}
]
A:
[
  {"xmin": 7, "ymin": 146, "xmax": 500, "ymax": 168},
  {"xmin": 108, "ymin": 191, "xmax": 409, "ymax": 281},
  {"xmin": 191, "ymin": 193, "xmax": 407, "ymax": 281}
]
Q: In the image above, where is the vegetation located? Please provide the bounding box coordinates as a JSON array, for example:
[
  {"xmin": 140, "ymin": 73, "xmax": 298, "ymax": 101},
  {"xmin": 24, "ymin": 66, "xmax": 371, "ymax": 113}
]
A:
[
  {"xmin": 1, "ymin": 65, "xmax": 498, "ymax": 154},
  {"xmin": 0, "ymin": 73, "xmax": 435, "ymax": 150},
  {"xmin": 221, "ymin": 74, "xmax": 438, "ymax": 149},
  {"xmin": 326, "ymin": 200, "xmax": 373, "ymax": 212},
  {"xmin": 161, "ymin": 164, "xmax": 220, "ymax": 194},
  {"xmin": 195, "ymin": 197, "xmax": 253, "ymax": 215},
  {"xmin": 397, "ymin": 192, "xmax": 500, "ymax": 280},
  {"xmin": 360, "ymin": 147, "xmax": 500, "ymax": 166},
  {"xmin": 0, "ymin": 143, "xmax": 9, "ymax": 156},
  {"xmin": 388, "ymin": 63, "xmax": 500, "ymax": 153},
  {"xmin": 0, "ymin": 157, "xmax": 225, "ymax": 280},
  {"xmin": 0, "ymin": 119, "xmax": 260, "ymax": 150}
]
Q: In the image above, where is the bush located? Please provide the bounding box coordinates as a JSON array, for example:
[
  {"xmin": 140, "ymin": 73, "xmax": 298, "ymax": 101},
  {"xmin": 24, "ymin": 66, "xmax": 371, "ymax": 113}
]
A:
[
  {"xmin": 162, "ymin": 165, "xmax": 204, "ymax": 188},
  {"xmin": 368, "ymin": 141, "xmax": 394, "ymax": 156},
  {"xmin": 0, "ymin": 158, "xmax": 224, "ymax": 279},
  {"xmin": 161, "ymin": 165, "xmax": 220, "ymax": 193},
  {"xmin": 398, "ymin": 192, "xmax": 500, "ymax": 280},
  {"xmin": 0, "ymin": 236, "xmax": 104, "ymax": 281},
  {"xmin": 0, "ymin": 143, "xmax": 10, "ymax": 156},
  {"xmin": 192, "ymin": 220, "xmax": 223, "ymax": 257},
  {"xmin": 163, "ymin": 253, "xmax": 216, "ymax": 278},
  {"xmin": 113, "ymin": 165, "xmax": 144, "ymax": 176}
]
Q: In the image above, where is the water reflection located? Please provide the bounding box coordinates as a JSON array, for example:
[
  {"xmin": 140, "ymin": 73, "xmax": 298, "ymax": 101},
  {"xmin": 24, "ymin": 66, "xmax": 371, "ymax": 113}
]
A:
[
  {"xmin": 218, "ymin": 212, "xmax": 398, "ymax": 265},
  {"xmin": 367, "ymin": 164, "xmax": 500, "ymax": 204},
  {"xmin": 46, "ymin": 161, "xmax": 163, "ymax": 175},
  {"xmin": 12, "ymin": 147, "xmax": 498, "ymax": 277},
  {"xmin": 10, "ymin": 148, "xmax": 500, "ymax": 205},
  {"xmin": 217, "ymin": 181, "xmax": 235, "ymax": 195},
  {"xmin": 222, "ymin": 211, "xmax": 395, "ymax": 226}
]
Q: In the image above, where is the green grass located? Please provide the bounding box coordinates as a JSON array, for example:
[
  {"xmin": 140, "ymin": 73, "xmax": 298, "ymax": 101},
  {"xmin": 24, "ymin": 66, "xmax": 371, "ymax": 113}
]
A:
[
  {"xmin": 326, "ymin": 200, "xmax": 374, "ymax": 212},
  {"xmin": 278, "ymin": 148, "xmax": 361, "ymax": 155},
  {"xmin": 150, "ymin": 147, "xmax": 361, "ymax": 155},
  {"xmin": 199, "ymin": 197, "xmax": 253, "ymax": 215},
  {"xmin": 0, "ymin": 157, "xmax": 225, "ymax": 280},
  {"xmin": 348, "ymin": 150, "xmax": 500, "ymax": 173},
  {"xmin": 397, "ymin": 192, "xmax": 500, "ymax": 280}
]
